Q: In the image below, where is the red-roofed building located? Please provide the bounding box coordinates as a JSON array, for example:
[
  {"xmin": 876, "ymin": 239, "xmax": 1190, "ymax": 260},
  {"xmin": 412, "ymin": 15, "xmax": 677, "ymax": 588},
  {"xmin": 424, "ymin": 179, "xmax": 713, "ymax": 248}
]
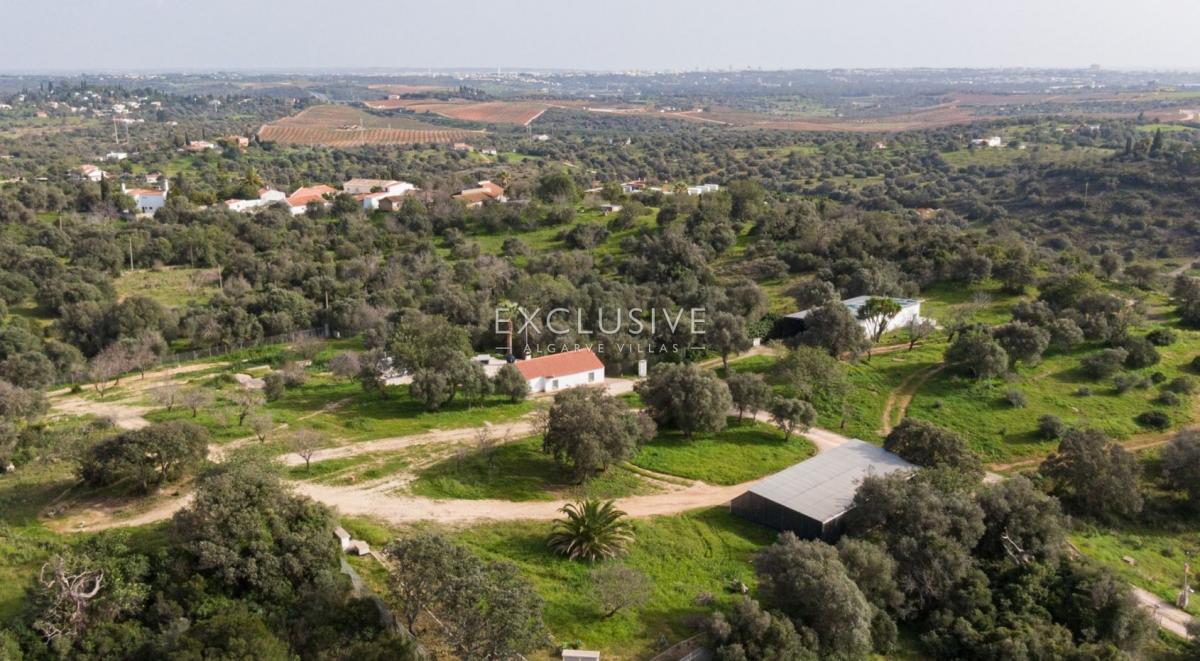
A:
[
  {"xmin": 286, "ymin": 184, "xmax": 337, "ymax": 215},
  {"xmin": 514, "ymin": 348, "xmax": 605, "ymax": 394}
]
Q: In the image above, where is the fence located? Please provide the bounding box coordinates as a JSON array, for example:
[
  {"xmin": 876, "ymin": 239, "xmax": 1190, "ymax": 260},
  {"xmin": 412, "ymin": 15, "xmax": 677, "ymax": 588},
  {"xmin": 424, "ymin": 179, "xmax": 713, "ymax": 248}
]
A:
[{"xmin": 157, "ymin": 327, "xmax": 327, "ymax": 367}]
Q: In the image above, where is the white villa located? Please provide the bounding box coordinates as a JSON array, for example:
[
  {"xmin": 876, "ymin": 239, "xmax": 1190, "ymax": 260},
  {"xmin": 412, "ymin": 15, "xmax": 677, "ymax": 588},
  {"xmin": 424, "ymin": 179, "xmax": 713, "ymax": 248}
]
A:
[
  {"xmin": 514, "ymin": 349, "xmax": 605, "ymax": 394},
  {"xmin": 788, "ymin": 296, "xmax": 924, "ymax": 336},
  {"xmin": 122, "ymin": 181, "xmax": 168, "ymax": 216}
]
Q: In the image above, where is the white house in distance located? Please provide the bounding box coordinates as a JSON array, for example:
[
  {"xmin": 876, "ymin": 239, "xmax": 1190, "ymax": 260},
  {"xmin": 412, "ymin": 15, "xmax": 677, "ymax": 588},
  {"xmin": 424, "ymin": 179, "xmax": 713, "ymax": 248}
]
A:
[
  {"xmin": 515, "ymin": 348, "xmax": 605, "ymax": 394},
  {"xmin": 223, "ymin": 187, "xmax": 287, "ymax": 213},
  {"xmin": 788, "ymin": 295, "xmax": 924, "ymax": 336},
  {"xmin": 122, "ymin": 180, "xmax": 168, "ymax": 216},
  {"xmin": 971, "ymin": 136, "xmax": 1003, "ymax": 148},
  {"xmin": 78, "ymin": 164, "xmax": 106, "ymax": 182},
  {"xmin": 343, "ymin": 178, "xmax": 415, "ymax": 210}
]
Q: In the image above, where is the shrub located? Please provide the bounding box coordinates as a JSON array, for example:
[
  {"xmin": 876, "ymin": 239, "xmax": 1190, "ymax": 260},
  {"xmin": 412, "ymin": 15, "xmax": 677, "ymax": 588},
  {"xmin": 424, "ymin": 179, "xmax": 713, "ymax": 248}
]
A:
[
  {"xmin": 1121, "ymin": 337, "xmax": 1160, "ymax": 369},
  {"xmin": 1005, "ymin": 389, "xmax": 1028, "ymax": 408},
  {"xmin": 262, "ymin": 372, "xmax": 285, "ymax": 401},
  {"xmin": 1135, "ymin": 410, "xmax": 1171, "ymax": 430},
  {"xmin": 1081, "ymin": 348, "xmax": 1128, "ymax": 379},
  {"xmin": 1075, "ymin": 387, "xmax": 1092, "ymax": 397},
  {"xmin": 1112, "ymin": 375, "xmax": 1136, "ymax": 394},
  {"xmin": 1164, "ymin": 376, "xmax": 1198, "ymax": 394},
  {"xmin": 1190, "ymin": 355, "xmax": 1200, "ymax": 373},
  {"xmin": 1146, "ymin": 329, "xmax": 1177, "ymax": 346},
  {"xmin": 1157, "ymin": 391, "xmax": 1181, "ymax": 406},
  {"xmin": 1037, "ymin": 414, "xmax": 1066, "ymax": 440},
  {"xmin": 1149, "ymin": 371, "xmax": 1167, "ymax": 385}
]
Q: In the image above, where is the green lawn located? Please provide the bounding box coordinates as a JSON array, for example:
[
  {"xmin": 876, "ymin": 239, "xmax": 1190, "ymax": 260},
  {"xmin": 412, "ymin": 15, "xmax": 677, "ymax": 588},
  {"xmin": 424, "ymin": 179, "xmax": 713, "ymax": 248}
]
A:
[
  {"xmin": 409, "ymin": 436, "xmax": 657, "ymax": 501},
  {"xmin": 452, "ymin": 507, "xmax": 775, "ymax": 657},
  {"xmin": 632, "ymin": 418, "xmax": 814, "ymax": 485}
]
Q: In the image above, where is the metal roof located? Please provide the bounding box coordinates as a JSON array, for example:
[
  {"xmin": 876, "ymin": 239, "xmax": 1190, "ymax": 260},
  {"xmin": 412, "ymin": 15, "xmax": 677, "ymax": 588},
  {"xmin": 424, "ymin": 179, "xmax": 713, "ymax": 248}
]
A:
[
  {"xmin": 785, "ymin": 296, "xmax": 921, "ymax": 321},
  {"xmin": 745, "ymin": 439, "xmax": 914, "ymax": 523}
]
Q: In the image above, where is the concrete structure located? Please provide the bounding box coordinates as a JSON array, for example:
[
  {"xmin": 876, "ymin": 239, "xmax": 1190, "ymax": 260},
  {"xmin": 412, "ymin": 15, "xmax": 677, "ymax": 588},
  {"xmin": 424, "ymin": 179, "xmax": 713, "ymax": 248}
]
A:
[
  {"xmin": 104, "ymin": 151, "xmax": 127, "ymax": 161},
  {"xmin": 971, "ymin": 136, "xmax": 1004, "ymax": 147},
  {"xmin": 122, "ymin": 181, "xmax": 168, "ymax": 216},
  {"xmin": 786, "ymin": 295, "xmax": 923, "ymax": 337},
  {"xmin": 731, "ymin": 440, "xmax": 913, "ymax": 542},
  {"xmin": 562, "ymin": 651, "xmax": 600, "ymax": 661},
  {"xmin": 686, "ymin": 183, "xmax": 720, "ymax": 196},
  {"xmin": 515, "ymin": 349, "xmax": 605, "ymax": 394}
]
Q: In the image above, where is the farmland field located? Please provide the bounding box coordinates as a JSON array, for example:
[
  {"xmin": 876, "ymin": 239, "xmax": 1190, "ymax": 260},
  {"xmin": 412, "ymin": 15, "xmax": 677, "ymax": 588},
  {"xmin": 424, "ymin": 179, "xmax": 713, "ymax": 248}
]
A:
[
  {"xmin": 365, "ymin": 98, "xmax": 552, "ymax": 125},
  {"xmin": 257, "ymin": 104, "xmax": 482, "ymax": 146}
]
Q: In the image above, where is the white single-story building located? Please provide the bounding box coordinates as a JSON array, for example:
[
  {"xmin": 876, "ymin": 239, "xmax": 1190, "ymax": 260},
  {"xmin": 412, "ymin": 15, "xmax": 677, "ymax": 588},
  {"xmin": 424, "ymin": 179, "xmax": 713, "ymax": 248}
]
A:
[
  {"xmin": 79, "ymin": 164, "xmax": 106, "ymax": 182},
  {"xmin": 787, "ymin": 295, "xmax": 924, "ymax": 336},
  {"xmin": 342, "ymin": 178, "xmax": 414, "ymax": 196},
  {"xmin": 515, "ymin": 348, "xmax": 605, "ymax": 394},
  {"xmin": 122, "ymin": 181, "xmax": 168, "ymax": 216},
  {"xmin": 971, "ymin": 136, "xmax": 1004, "ymax": 148},
  {"xmin": 222, "ymin": 187, "xmax": 287, "ymax": 213}
]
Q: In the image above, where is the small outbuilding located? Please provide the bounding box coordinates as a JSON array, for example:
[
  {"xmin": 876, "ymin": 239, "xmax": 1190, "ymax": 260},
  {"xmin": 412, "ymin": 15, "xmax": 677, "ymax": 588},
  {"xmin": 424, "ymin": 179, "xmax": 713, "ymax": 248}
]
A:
[
  {"xmin": 730, "ymin": 440, "xmax": 913, "ymax": 542},
  {"xmin": 785, "ymin": 295, "xmax": 924, "ymax": 337}
]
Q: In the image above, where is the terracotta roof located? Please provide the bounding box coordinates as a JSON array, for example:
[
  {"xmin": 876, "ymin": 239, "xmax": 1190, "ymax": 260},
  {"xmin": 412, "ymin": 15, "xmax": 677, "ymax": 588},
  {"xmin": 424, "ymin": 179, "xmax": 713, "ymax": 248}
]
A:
[
  {"xmin": 344, "ymin": 178, "xmax": 399, "ymax": 188},
  {"xmin": 477, "ymin": 180, "xmax": 504, "ymax": 197},
  {"xmin": 290, "ymin": 184, "xmax": 337, "ymax": 197},
  {"xmin": 514, "ymin": 349, "xmax": 604, "ymax": 380},
  {"xmin": 453, "ymin": 190, "xmax": 492, "ymax": 205},
  {"xmin": 126, "ymin": 188, "xmax": 164, "ymax": 198}
]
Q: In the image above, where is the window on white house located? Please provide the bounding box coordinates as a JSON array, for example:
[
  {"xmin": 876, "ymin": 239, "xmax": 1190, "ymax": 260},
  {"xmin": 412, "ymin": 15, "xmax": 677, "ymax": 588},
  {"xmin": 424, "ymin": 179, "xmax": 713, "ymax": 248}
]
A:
[
  {"xmin": 552, "ymin": 379, "xmax": 559, "ymax": 389},
  {"xmin": 588, "ymin": 371, "xmax": 595, "ymax": 382}
]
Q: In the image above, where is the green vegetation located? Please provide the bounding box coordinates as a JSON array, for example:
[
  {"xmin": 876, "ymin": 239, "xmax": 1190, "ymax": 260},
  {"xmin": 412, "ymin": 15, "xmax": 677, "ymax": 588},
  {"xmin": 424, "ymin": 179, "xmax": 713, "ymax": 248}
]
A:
[
  {"xmin": 632, "ymin": 418, "xmax": 814, "ymax": 484},
  {"xmin": 113, "ymin": 266, "xmax": 220, "ymax": 308},
  {"xmin": 452, "ymin": 508, "xmax": 774, "ymax": 657},
  {"xmin": 409, "ymin": 436, "xmax": 657, "ymax": 501}
]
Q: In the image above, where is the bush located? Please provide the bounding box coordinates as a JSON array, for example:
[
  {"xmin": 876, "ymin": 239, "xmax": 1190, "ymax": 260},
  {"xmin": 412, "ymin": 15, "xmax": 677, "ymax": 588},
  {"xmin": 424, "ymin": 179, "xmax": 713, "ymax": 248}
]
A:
[
  {"xmin": 1112, "ymin": 375, "xmax": 1136, "ymax": 394},
  {"xmin": 1135, "ymin": 410, "xmax": 1171, "ymax": 430},
  {"xmin": 1146, "ymin": 329, "xmax": 1177, "ymax": 346},
  {"xmin": 1037, "ymin": 414, "xmax": 1066, "ymax": 440},
  {"xmin": 1075, "ymin": 387, "xmax": 1092, "ymax": 397},
  {"xmin": 1080, "ymin": 348, "xmax": 1128, "ymax": 380},
  {"xmin": 1121, "ymin": 337, "xmax": 1160, "ymax": 369},
  {"xmin": 1005, "ymin": 389, "xmax": 1027, "ymax": 408},
  {"xmin": 1164, "ymin": 376, "xmax": 1197, "ymax": 394},
  {"xmin": 1157, "ymin": 391, "xmax": 1181, "ymax": 406},
  {"xmin": 263, "ymin": 372, "xmax": 285, "ymax": 401},
  {"xmin": 1190, "ymin": 355, "xmax": 1200, "ymax": 373},
  {"xmin": 1149, "ymin": 371, "xmax": 1167, "ymax": 385}
]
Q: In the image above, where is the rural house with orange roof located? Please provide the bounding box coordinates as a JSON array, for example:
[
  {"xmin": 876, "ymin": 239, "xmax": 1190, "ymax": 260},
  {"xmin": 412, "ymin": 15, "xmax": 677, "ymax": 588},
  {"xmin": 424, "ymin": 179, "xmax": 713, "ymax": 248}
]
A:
[{"xmin": 514, "ymin": 348, "xmax": 605, "ymax": 394}]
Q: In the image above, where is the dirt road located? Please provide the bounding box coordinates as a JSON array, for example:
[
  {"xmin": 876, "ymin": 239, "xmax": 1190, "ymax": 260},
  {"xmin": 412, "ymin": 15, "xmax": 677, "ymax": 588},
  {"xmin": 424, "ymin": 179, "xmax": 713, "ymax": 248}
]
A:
[{"xmin": 48, "ymin": 362, "xmax": 226, "ymax": 430}]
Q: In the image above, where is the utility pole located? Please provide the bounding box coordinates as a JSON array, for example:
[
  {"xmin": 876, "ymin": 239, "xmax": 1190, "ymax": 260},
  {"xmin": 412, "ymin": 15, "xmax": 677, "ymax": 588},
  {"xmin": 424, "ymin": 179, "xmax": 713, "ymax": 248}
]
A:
[{"xmin": 128, "ymin": 236, "xmax": 134, "ymax": 271}]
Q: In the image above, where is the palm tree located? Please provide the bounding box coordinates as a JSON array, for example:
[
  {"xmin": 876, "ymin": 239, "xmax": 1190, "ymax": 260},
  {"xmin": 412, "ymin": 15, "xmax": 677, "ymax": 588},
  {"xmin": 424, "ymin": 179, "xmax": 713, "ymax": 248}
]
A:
[{"xmin": 547, "ymin": 499, "xmax": 634, "ymax": 562}]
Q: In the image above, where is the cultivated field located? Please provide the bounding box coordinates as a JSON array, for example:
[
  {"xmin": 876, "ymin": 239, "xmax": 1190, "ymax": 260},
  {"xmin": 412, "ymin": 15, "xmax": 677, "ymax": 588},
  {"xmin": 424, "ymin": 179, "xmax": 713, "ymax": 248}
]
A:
[
  {"xmin": 257, "ymin": 104, "xmax": 482, "ymax": 146},
  {"xmin": 365, "ymin": 98, "xmax": 553, "ymax": 125}
]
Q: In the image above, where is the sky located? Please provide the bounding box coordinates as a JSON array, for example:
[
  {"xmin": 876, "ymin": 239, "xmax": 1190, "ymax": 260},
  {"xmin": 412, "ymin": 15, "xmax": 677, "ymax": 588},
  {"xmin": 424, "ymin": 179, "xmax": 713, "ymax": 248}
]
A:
[{"xmin": 3, "ymin": 0, "xmax": 1198, "ymax": 72}]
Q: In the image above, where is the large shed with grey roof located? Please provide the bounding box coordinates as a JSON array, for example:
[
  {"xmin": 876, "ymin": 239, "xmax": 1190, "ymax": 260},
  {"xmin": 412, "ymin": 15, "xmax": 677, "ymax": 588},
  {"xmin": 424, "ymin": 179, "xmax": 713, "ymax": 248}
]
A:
[{"xmin": 730, "ymin": 439, "xmax": 914, "ymax": 542}]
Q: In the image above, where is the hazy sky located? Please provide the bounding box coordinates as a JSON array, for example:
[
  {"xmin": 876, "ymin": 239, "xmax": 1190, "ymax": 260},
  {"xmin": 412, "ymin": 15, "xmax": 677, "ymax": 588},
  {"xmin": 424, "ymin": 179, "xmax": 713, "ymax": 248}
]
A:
[{"xmin": 4, "ymin": 0, "xmax": 1198, "ymax": 72}]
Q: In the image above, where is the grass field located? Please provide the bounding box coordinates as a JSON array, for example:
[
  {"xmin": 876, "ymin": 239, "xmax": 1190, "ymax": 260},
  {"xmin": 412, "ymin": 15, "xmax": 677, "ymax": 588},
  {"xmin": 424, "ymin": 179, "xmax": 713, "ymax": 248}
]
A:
[
  {"xmin": 941, "ymin": 144, "xmax": 1115, "ymax": 168},
  {"xmin": 114, "ymin": 266, "xmax": 220, "ymax": 307},
  {"xmin": 451, "ymin": 507, "xmax": 774, "ymax": 657},
  {"xmin": 908, "ymin": 327, "xmax": 1200, "ymax": 463},
  {"xmin": 632, "ymin": 418, "xmax": 814, "ymax": 485},
  {"xmin": 409, "ymin": 436, "xmax": 658, "ymax": 501}
]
